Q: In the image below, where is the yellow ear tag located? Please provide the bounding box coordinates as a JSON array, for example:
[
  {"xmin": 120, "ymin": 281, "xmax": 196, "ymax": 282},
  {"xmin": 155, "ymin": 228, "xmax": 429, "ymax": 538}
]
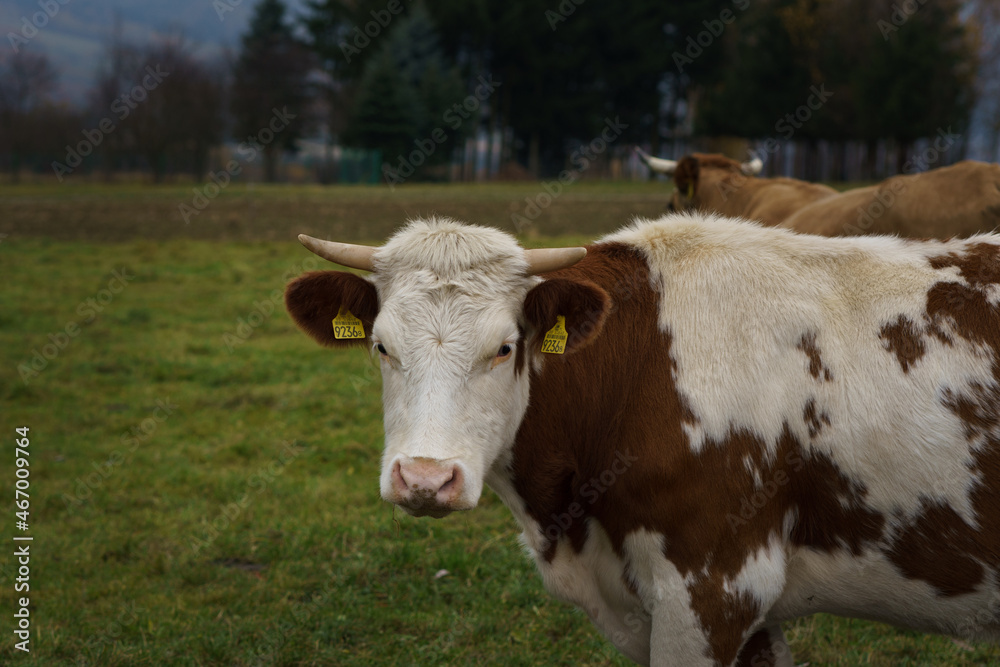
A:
[
  {"xmin": 541, "ymin": 315, "xmax": 568, "ymax": 355},
  {"xmin": 332, "ymin": 307, "xmax": 365, "ymax": 340},
  {"xmin": 686, "ymin": 183, "xmax": 694, "ymax": 199}
]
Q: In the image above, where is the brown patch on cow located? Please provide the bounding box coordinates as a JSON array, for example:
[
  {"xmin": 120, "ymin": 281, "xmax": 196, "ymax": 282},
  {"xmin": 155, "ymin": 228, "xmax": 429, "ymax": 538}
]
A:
[
  {"xmin": 803, "ymin": 399, "xmax": 831, "ymax": 438},
  {"xmin": 879, "ymin": 242, "xmax": 1000, "ymax": 598},
  {"xmin": 285, "ymin": 271, "xmax": 379, "ymax": 348},
  {"xmin": 929, "ymin": 243, "xmax": 1000, "ymax": 287},
  {"xmin": 887, "ymin": 501, "xmax": 986, "ymax": 597},
  {"xmin": 511, "ymin": 244, "xmax": 888, "ymax": 664},
  {"xmin": 788, "ymin": 447, "xmax": 886, "ymax": 555},
  {"xmin": 879, "ymin": 315, "xmax": 927, "ymax": 373},
  {"xmin": 686, "ymin": 581, "xmax": 759, "ymax": 665},
  {"xmin": 797, "ymin": 333, "xmax": 833, "ymax": 381}
]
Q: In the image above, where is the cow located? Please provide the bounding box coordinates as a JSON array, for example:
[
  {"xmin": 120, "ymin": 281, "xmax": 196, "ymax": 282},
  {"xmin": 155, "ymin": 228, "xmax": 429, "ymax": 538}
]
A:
[
  {"xmin": 638, "ymin": 148, "xmax": 1000, "ymax": 238},
  {"xmin": 779, "ymin": 160, "xmax": 1000, "ymax": 237},
  {"xmin": 285, "ymin": 214, "xmax": 1000, "ymax": 666},
  {"xmin": 635, "ymin": 148, "xmax": 838, "ymax": 226}
]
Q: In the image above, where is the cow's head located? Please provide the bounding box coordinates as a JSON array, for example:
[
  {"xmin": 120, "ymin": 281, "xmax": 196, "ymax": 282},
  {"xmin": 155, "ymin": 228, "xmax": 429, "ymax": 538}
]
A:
[
  {"xmin": 285, "ymin": 219, "xmax": 609, "ymax": 517},
  {"xmin": 635, "ymin": 148, "xmax": 762, "ymax": 214}
]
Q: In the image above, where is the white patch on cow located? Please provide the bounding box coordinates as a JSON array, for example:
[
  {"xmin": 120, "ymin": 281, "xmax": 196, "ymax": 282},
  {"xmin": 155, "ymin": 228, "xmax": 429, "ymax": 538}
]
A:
[
  {"xmin": 604, "ymin": 214, "xmax": 996, "ymax": 525},
  {"xmin": 369, "ymin": 218, "xmax": 538, "ymax": 513},
  {"xmin": 623, "ymin": 529, "xmax": 714, "ymax": 667},
  {"xmin": 723, "ymin": 534, "xmax": 787, "ymax": 613},
  {"xmin": 771, "ymin": 546, "xmax": 1000, "ymax": 642},
  {"xmin": 531, "ymin": 521, "xmax": 651, "ymax": 665}
]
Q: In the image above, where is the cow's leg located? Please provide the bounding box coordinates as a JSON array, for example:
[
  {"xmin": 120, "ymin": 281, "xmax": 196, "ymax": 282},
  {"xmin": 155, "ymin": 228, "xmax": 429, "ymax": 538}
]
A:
[
  {"xmin": 735, "ymin": 624, "xmax": 793, "ymax": 667},
  {"xmin": 648, "ymin": 595, "xmax": 715, "ymax": 667}
]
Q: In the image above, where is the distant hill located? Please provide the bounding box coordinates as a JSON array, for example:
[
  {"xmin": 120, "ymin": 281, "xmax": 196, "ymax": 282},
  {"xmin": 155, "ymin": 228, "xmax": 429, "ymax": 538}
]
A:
[{"xmin": 1, "ymin": 0, "xmax": 307, "ymax": 103}]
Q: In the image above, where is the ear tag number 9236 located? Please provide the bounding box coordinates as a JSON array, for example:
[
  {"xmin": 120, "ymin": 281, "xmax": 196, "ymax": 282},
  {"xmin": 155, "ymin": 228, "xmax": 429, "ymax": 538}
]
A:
[
  {"xmin": 332, "ymin": 307, "xmax": 365, "ymax": 340},
  {"xmin": 541, "ymin": 315, "xmax": 568, "ymax": 354}
]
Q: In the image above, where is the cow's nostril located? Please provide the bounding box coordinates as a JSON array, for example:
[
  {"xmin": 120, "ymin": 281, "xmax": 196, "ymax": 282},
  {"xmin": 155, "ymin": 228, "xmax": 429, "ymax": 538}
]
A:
[
  {"xmin": 438, "ymin": 467, "xmax": 461, "ymax": 497},
  {"xmin": 391, "ymin": 460, "xmax": 408, "ymax": 491}
]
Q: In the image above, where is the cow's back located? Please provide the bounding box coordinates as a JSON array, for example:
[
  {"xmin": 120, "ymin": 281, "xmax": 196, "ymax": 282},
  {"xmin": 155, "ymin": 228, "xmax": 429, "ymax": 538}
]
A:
[{"xmin": 783, "ymin": 161, "xmax": 1000, "ymax": 237}]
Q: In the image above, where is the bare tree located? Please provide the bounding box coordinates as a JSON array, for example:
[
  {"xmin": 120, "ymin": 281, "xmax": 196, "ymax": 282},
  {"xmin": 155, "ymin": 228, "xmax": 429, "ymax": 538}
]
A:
[
  {"xmin": 89, "ymin": 29, "xmax": 226, "ymax": 183},
  {"xmin": 0, "ymin": 49, "xmax": 57, "ymax": 182}
]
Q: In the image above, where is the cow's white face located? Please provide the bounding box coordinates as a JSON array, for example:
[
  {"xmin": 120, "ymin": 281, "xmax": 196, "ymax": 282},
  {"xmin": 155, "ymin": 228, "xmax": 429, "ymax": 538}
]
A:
[
  {"xmin": 365, "ymin": 220, "xmax": 539, "ymax": 517},
  {"xmin": 285, "ymin": 217, "xmax": 606, "ymax": 518},
  {"xmin": 371, "ymin": 284, "xmax": 533, "ymax": 516}
]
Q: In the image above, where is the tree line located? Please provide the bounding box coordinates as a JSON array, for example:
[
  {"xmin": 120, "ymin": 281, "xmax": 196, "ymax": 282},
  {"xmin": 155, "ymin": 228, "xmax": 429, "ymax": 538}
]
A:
[{"xmin": 0, "ymin": 0, "xmax": 996, "ymax": 183}]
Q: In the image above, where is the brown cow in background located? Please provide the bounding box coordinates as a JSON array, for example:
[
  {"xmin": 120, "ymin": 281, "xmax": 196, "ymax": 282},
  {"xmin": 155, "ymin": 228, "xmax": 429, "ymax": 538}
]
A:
[
  {"xmin": 635, "ymin": 148, "xmax": 838, "ymax": 226},
  {"xmin": 637, "ymin": 148, "xmax": 1000, "ymax": 237}
]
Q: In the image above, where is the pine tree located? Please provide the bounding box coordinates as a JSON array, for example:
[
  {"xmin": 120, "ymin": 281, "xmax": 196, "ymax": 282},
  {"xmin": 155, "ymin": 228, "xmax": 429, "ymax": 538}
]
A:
[
  {"xmin": 232, "ymin": 0, "xmax": 312, "ymax": 182},
  {"xmin": 342, "ymin": 48, "xmax": 416, "ymax": 164}
]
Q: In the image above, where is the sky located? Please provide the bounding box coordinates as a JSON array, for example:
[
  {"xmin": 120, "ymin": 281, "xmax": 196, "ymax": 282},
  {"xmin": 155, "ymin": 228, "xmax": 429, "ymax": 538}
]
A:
[{"xmin": 1, "ymin": 0, "xmax": 308, "ymax": 103}]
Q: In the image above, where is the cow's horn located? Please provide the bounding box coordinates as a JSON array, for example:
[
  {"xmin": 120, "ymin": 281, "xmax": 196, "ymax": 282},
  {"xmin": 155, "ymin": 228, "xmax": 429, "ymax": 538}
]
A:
[
  {"xmin": 524, "ymin": 247, "xmax": 587, "ymax": 275},
  {"xmin": 634, "ymin": 147, "xmax": 678, "ymax": 175},
  {"xmin": 741, "ymin": 158, "xmax": 763, "ymax": 175},
  {"xmin": 298, "ymin": 234, "xmax": 376, "ymax": 271}
]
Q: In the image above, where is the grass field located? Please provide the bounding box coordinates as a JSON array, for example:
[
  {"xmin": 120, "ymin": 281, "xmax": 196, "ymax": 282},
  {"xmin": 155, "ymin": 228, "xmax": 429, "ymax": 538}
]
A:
[{"xmin": 1, "ymin": 182, "xmax": 998, "ymax": 666}]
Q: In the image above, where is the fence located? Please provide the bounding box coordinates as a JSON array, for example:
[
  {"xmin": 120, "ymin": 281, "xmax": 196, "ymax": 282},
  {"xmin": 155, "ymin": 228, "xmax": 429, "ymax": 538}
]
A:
[{"xmin": 0, "ymin": 134, "xmax": 983, "ymax": 185}]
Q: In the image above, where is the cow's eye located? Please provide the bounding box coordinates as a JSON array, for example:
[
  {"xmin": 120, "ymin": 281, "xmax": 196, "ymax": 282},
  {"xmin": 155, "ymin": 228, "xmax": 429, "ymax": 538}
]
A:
[
  {"xmin": 376, "ymin": 343, "xmax": 388, "ymax": 356},
  {"xmin": 491, "ymin": 343, "xmax": 513, "ymax": 369}
]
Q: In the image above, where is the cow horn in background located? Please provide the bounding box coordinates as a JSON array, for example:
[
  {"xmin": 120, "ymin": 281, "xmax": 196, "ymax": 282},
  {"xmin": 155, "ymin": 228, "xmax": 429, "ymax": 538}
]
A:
[
  {"xmin": 524, "ymin": 247, "xmax": 587, "ymax": 275},
  {"xmin": 634, "ymin": 147, "xmax": 678, "ymax": 175},
  {"xmin": 298, "ymin": 234, "xmax": 376, "ymax": 271},
  {"xmin": 741, "ymin": 157, "xmax": 763, "ymax": 176}
]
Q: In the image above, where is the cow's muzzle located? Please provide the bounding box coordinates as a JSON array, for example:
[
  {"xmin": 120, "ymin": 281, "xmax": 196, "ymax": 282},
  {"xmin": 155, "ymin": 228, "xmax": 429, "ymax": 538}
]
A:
[{"xmin": 387, "ymin": 457, "xmax": 471, "ymax": 517}]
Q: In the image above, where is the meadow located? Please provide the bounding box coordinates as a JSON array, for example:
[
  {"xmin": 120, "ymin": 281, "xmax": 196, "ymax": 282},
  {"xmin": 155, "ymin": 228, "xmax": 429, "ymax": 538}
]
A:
[{"xmin": 1, "ymin": 181, "xmax": 997, "ymax": 666}]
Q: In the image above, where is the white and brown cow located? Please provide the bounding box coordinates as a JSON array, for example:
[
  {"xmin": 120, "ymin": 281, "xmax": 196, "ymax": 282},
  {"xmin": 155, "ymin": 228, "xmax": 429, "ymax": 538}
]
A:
[{"xmin": 285, "ymin": 214, "xmax": 1000, "ymax": 666}]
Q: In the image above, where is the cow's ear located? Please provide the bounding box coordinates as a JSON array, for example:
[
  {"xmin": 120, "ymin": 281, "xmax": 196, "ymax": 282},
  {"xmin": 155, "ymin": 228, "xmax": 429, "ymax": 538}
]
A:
[
  {"xmin": 674, "ymin": 156, "xmax": 700, "ymax": 200},
  {"xmin": 523, "ymin": 278, "xmax": 610, "ymax": 355},
  {"xmin": 285, "ymin": 271, "xmax": 378, "ymax": 348}
]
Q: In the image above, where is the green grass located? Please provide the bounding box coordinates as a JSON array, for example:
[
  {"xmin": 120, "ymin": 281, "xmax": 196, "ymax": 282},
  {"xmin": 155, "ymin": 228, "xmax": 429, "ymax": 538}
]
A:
[{"xmin": 0, "ymin": 183, "xmax": 997, "ymax": 665}]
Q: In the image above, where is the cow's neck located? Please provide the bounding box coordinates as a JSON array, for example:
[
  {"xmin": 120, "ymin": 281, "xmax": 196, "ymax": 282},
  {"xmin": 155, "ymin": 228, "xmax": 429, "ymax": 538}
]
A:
[{"xmin": 496, "ymin": 242, "xmax": 691, "ymax": 563}]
